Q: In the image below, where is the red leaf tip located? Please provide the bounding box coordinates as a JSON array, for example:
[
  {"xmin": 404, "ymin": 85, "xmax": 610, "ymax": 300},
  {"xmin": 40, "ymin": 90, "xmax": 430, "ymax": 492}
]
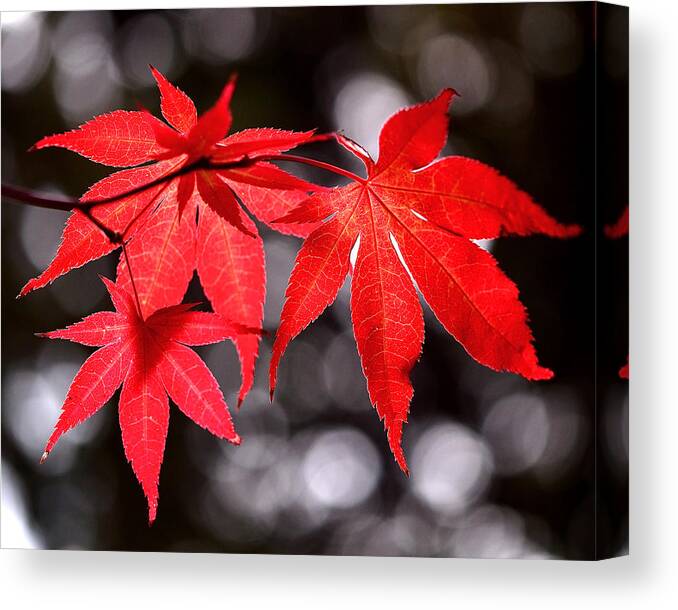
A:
[
  {"xmin": 18, "ymin": 279, "xmax": 36, "ymax": 298},
  {"xmin": 148, "ymin": 64, "xmax": 165, "ymax": 80},
  {"xmin": 387, "ymin": 424, "xmax": 409, "ymax": 475},
  {"xmin": 559, "ymin": 224, "xmax": 583, "ymax": 238},
  {"xmin": 441, "ymin": 87, "xmax": 459, "ymax": 101},
  {"xmin": 390, "ymin": 440, "xmax": 410, "ymax": 476},
  {"xmin": 529, "ymin": 366, "xmax": 554, "ymax": 381},
  {"xmin": 433, "ymin": 87, "xmax": 458, "ymax": 111},
  {"xmin": 394, "ymin": 451, "xmax": 409, "ymax": 476}
]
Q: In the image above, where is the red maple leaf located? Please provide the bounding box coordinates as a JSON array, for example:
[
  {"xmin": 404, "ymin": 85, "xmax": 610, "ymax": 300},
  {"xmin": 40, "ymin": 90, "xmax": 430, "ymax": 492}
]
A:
[
  {"xmin": 604, "ymin": 205, "xmax": 629, "ymax": 239},
  {"xmin": 269, "ymin": 90, "xmax": 581, "ymax": 472},
  {"xmin": 619, "ymin": 358, "xmax": 629, "ymax": 379},
  {"xmin": 39, "ymin": 276, "xmax": 256, "ymax": 523},
  {"xmin": 605, "ymin": 205, "xmax": 629, "ymax": 379},
  {"xmin": 23, "ymin": 66, "xmax": 320, "ymax": 405}
]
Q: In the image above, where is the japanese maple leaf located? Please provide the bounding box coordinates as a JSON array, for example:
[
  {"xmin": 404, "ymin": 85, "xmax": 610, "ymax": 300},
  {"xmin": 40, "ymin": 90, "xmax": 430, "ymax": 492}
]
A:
[
  {"xmin": 23, "ymin": 66, "xmax": 320, "ymax": 405},
  {"xmin": 39, "ymin": 276, "xmax": 255, "ymax": 523},
  {"xmin": 604, "ymin": 205, "xmax": 629, "ymax": 240},
  {"xmin": 270, "ymin": 90, "xmax": 581, "ymax": 472},
  {"xmin": 618, "ymin": 358, "xmax": 629, "ymax": 379},
  {"xmin": 605, "ymin": 205, "xmax": 629, "ymax": 379}
]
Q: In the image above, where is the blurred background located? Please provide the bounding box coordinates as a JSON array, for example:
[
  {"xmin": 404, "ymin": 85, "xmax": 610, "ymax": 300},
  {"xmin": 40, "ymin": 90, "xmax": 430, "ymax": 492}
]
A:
[{"xmin": 1, "ymin": 3, "xmax": 628, "ymax": 558}]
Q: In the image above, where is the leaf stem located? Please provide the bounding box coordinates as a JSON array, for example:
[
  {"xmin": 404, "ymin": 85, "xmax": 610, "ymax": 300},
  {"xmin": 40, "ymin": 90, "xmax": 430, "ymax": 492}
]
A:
[
  {"xmin": 121, "ymin": 241, "xmax": 144, "ymax": 318},
  {"xmin": 259, "ymin": 154, "xmax": 366, "ymax": 183},
  {"xmin": 302, "ymin": 132, "xmax": 337, "ymax": 144}
]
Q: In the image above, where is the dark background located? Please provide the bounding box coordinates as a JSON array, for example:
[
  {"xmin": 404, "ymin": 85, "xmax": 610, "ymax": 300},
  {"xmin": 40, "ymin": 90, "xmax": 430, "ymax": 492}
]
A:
[{"xmin": 1, "ymin": 3, "xmax": 628, "ymax": 558}]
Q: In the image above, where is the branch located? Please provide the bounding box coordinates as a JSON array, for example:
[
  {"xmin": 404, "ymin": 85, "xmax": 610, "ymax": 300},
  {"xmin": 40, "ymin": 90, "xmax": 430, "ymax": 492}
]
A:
[
  {"xmin": 3, "ymin": 150, "xmax": 360, "ymax": 212},
  {"xmin": 2, "ymin": 143, "xmax": 361, "ymax": 237},
  {"xmin": 2, "ymin": 184, "xmax": 85, "ymax": 212},
  {"xmin": 2, "ymin": 184, "xmax": 122, "ymax": 243}
]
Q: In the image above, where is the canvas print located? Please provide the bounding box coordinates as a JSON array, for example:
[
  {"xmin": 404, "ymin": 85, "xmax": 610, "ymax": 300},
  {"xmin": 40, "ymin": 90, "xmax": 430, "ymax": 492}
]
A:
[{"xmin": 1, "ymin": 2, "xmax": 628, "ymax": 559}]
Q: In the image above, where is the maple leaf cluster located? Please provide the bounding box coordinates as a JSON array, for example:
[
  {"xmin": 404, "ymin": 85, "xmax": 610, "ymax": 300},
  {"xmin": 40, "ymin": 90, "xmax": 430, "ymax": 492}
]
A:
[{"xmin": 21, "ymin": 67, "xmax": 580, "ymax": 522}]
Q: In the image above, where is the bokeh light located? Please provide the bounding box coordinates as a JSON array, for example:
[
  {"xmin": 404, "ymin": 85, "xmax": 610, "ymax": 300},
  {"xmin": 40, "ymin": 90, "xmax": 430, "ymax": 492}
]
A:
[
  {"xmin": 302, "ymin": 427, "xmax": 382, "ymax": 509},
  {"xmin": 52, "ymin": 13, "xmax": 121, "ymax": 122},
  {"xmin": 1, "ymin": 12, "xmax": 51, "ymax": 93},
  {"xmin": 411, "ymin": 422, "xmax": 494, "ymax": 516},
  {"xmin": 1, "ymin": 465, "xmax": 43, "ymax": 549},
  {"xmin": 417, "ymin": 33, "xmax": 494, "ymax": 115},
  {"xmin": 481, "ymin": 392, "xmax": 549, "ymax": 476},
  {"xmin": 518, "ymin": 4, "xmax": 584, "ymax": 78},
  {"xmin": 180, "ymin": 9, "xmax": 262, "ymax": 64},
  {"xmin": 119, "ymin": 13, "xmax": 179, "ymax": 87},
  {"xmin": 333, "ymin": 72, "xmax": 411, "ymax": 158}
]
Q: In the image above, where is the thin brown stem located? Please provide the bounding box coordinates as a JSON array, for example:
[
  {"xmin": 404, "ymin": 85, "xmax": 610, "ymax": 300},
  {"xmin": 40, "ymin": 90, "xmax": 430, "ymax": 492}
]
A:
[
  {"xmin": 2, "ymin": 148, "xmax": 362, "ymax": 248},
  {"xmin": 2, "ymin": 150, "xmax": 361, "ymax": 214},
  {"xmin": 2, "ymin": 184, "xmax": 122, "ymax": 243},
  {"xmin": 303, "ymin": 132, "xmax": 337, "ymax": 144},
  {"xmin": 121, "ymin": 241, "xmax": 143, "ymax": 318},
  {"xmin": 258, "ymin": 154, "xmax": 365, "ymax": 183},
  {"xmin": 119, "ymin": 180, "xmax": 171, "ymax": 242},
  {"xmin": 3, "ymin": 183, "xmax": 151, "ymax": 315},
  {"xmin": 2, "ymin": 184, "xmax": 86, "ymax": 211}
]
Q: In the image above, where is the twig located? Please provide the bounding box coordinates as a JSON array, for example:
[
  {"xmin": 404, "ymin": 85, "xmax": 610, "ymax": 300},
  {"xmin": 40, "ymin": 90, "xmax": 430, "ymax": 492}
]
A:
[
  {"xmin": 257, "ymin": 154, "xmax": 365, "ymax": 183},
  {"xmin": 121, "ymin": 242, "xmax": 143, "ymax": 318},
  {"xmin": 2, "ymin": 184, "xmax": 122, "ymax": 243}
]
